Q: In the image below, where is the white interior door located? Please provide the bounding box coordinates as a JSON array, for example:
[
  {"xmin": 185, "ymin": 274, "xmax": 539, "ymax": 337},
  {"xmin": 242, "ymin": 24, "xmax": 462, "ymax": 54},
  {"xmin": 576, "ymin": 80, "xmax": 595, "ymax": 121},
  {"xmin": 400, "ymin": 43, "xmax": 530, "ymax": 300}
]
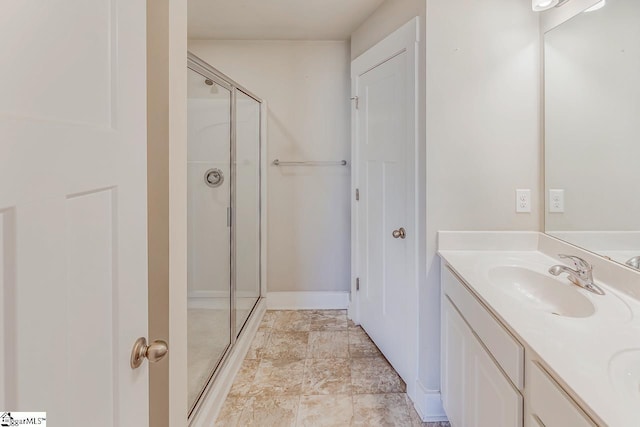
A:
[
  {"xmin": 0, "ymin": 1, "xmax": 149, "ymax": 425},
  {"xmin": 351, "ymin": 18, "xmax": 419, "ymax": 388}
]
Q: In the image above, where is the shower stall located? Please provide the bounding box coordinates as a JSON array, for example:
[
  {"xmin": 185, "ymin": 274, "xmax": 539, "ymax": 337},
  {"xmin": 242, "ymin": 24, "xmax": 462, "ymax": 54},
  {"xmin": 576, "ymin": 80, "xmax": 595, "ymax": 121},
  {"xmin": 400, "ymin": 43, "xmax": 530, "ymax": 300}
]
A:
[{"xmin": 186, "ymin": 53, "xmax": 264, "ymax": 416}]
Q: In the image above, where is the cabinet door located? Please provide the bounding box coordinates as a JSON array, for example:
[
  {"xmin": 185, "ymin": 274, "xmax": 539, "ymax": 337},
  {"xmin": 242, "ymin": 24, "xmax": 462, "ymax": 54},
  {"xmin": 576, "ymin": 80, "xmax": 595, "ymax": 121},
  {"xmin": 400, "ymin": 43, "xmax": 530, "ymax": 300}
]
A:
[
  {"xmin": 466, "ymin": 329, "xmax": 523, "ymax": 427},
  {"xmin": 442, "ymin": 298, "xmax": 469, "ymax": 427},
  {"xmin": 442, "ymin": 298, "xmax": 523, "ymax": 427}
]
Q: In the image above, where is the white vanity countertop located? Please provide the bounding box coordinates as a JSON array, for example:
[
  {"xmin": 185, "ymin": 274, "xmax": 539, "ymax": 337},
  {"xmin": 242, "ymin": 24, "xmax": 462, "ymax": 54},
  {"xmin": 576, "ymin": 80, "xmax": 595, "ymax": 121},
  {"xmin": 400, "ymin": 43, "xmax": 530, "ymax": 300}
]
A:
[{"xmin": 439, "ymin": 248, "xmax": 640, "ymax": 427}]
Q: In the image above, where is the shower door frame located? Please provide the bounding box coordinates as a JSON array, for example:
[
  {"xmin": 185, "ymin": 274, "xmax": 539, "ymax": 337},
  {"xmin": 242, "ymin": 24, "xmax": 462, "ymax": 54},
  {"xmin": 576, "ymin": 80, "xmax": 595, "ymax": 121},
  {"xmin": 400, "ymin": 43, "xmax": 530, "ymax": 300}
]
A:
[{"xmin": 187, "ymin": 52, "xmax": 265, "ymax": 419}]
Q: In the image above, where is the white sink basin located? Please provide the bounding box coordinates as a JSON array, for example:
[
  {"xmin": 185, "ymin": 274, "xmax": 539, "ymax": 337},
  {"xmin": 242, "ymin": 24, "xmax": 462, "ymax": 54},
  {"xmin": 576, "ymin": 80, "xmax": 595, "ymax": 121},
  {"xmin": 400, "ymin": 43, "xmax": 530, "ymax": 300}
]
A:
[
  {"xmin": 488, "ymin": 266, "xmax": 595, "ymax": 318},
  {"xmin": 609, "ymin": 349, "xmax": 640, "ymax": 404}
]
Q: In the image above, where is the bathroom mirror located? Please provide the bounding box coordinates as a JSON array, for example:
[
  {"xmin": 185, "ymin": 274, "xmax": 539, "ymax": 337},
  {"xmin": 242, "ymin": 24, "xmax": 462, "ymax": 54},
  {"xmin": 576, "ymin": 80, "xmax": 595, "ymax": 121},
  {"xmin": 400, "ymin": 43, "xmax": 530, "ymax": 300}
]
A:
[{"xmin": 544, "ymin": 0, "xmax": 640, "ymax": 270}]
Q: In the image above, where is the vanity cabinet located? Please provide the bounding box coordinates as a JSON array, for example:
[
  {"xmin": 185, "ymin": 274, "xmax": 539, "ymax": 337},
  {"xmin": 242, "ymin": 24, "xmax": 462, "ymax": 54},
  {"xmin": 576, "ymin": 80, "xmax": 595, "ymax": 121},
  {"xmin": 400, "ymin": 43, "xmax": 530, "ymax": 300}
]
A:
[
  {"xmin": 441, "ymin": 267, "xmax": 523, "ymax": 427},
  {"xmin": 441, "ymin": 263, "xmax": 599, "ymax": 427}
]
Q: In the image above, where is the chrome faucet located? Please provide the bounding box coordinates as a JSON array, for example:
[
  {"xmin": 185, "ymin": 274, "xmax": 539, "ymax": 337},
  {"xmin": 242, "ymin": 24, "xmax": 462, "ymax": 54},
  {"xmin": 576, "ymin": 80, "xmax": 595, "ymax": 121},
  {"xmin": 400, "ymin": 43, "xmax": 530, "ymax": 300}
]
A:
[
  {"xmin": 626, "ymin": 256, "xmax": 640, "ymax": 271},
  {"xmin": 549, "ymin": 254, "xmax": 605, "ymax": 295}
]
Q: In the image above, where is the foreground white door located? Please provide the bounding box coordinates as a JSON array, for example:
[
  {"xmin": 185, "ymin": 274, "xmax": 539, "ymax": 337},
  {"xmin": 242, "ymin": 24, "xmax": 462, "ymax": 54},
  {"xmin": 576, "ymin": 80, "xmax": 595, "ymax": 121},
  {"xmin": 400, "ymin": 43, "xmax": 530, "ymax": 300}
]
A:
[
  {"xmin": 351, "ymin": 18, "xmax": 419, "ymax": 389},
  {"xmin": 0, "ymin": 1, "xmax": 150, "ymax": 425}
]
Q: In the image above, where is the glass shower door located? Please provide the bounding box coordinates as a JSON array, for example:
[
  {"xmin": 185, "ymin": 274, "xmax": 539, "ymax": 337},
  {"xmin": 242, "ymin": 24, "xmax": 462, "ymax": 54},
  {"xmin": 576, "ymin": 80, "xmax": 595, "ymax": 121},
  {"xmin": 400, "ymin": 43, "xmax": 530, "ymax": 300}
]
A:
[
  {"xmin": 186, "ymin": 53, "xmax": 264, "ymax": 417},
  {"xmin": 186, "ymin": 67, "xmax": 231, "ymax": 412},
  {"xmin": 234, "ymin": 89, "xmax": 261, "ymax": 334}
]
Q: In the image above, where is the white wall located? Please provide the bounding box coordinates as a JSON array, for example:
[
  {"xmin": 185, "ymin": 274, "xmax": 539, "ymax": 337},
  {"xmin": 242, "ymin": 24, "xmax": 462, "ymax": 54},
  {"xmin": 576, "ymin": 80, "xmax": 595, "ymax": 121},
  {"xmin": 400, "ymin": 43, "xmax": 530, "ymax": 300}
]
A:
[
  {"xmin": 352, "ymin": 0, "xmax": 540, "ymax": 416},
  {"xmin": 350, "ymin": 0, "xmax": 426, "ymax": 60},
  {"xmin": 188, "ymin": 40, "xmax": 352, "ymax": 293},
  {"xmin": 424, "ymin": 0, "xmax": 540, "ymax": 399}
]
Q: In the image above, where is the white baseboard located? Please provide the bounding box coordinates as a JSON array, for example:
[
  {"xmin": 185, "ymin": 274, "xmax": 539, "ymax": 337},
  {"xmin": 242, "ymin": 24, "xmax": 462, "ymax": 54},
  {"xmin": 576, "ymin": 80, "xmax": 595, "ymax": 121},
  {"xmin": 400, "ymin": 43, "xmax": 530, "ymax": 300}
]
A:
[
  {"xmin": 413, "ymin": 379, "xmax": 448, "ymax": 422},
  {"xmin": 188, "ymin": 298, "xmax": 266, "ymax": 427},
  {"xmin": 266, "ymin": 291, "xmax": 350, "ymax": 310}
]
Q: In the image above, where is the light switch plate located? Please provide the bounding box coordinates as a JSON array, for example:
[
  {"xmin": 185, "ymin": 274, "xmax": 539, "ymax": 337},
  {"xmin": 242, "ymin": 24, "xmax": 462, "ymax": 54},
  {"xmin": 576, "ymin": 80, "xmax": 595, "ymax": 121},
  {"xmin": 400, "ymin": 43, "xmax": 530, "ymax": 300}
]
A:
[
  {"xmin": 516, "ymin": 189, "xmax": 531, "ymax": 213},
  {"xmin": 549, "ymin": 189, "xmax": 564, "ymax": 213}
]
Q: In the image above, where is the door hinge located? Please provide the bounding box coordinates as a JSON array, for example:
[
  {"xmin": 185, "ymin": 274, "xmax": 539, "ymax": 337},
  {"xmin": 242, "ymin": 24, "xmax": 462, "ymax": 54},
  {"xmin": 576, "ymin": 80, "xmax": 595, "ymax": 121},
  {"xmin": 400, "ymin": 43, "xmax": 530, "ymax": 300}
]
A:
[
  {"xmin": 351, "ymin": 96, "xmax": 359, "ymax": 109},
  {"xmin": 356, "ymin": 277, "xmax": 360, "ymax": 291},
  {"xmin": 227, "ymin": 207, "xmax": 231, "ymax": 227},
  {"xmin": 355, "ymin": 188, "xmax": 360, "ymax": 201}
]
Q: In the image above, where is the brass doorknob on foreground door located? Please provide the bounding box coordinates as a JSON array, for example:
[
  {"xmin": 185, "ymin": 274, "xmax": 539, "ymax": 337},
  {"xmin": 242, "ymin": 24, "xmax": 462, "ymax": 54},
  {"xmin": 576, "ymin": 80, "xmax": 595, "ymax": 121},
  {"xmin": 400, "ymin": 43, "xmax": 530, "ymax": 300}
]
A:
[
  {"xmin": 130, "ymin": 337, "xmax": 168, "ymax": 369},
  {"xmin": 392, "ymin": 227, "xmax": 406, "ymax": 239}
]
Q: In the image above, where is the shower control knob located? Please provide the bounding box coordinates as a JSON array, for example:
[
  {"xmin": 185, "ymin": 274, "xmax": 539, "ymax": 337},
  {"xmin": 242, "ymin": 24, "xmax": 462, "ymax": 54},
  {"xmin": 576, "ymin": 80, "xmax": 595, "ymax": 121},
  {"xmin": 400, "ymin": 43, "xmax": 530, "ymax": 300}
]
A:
[
  {"xmin": 205, "ymin": 168, "xmax": 224, "ymax": 188},
  {"xmin": 392, "ymin": 227, "xmax": 406, "ymax": 239},
  {"xmin": 130, "ymin": 337, "xmax": 168, "ymax": 369}
]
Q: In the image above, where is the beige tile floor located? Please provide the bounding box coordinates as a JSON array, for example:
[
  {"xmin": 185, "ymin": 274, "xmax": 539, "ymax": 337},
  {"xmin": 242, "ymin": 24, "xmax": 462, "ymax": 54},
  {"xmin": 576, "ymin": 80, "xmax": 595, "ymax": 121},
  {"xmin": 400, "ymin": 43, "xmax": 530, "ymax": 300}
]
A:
[{"xmin": 215, "ymin": 310, "xmax": 450, "ymax": 427}]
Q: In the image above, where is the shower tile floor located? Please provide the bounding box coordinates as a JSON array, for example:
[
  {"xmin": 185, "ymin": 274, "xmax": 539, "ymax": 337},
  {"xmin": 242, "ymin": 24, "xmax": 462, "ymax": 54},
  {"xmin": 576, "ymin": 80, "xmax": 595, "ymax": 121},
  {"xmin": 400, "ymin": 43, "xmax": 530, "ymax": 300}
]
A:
[
  {"xmin": 215, "ymin": 310, "xmax": 450, "ymax": 427},
  {"xmin": 188, "ymin": 298, "xmax": 256, "ymax": 407}
]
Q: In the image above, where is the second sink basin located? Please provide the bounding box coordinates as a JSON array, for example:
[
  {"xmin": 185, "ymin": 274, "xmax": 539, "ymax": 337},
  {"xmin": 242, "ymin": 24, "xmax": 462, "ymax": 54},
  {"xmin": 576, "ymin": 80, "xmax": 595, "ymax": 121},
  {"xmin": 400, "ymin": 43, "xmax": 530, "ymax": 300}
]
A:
[
  {"xmin": 488, "ymin": 266, "xmax": 595, "ymax": 318},
  {"xmin": 609, "ymin": 349, "xmax": 640, "ymax": 406}
]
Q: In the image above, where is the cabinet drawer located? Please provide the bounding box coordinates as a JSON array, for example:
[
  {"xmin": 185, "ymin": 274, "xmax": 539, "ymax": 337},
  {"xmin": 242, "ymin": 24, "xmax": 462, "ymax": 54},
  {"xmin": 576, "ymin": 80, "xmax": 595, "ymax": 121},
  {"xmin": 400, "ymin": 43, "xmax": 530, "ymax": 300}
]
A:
[
  {"xmin": 528, "ymin": 361, "xmax": 596, "ymax": 427},
  {"xmin": 442, "ymin": 265, "xmax": 524, "ymax": 390}
]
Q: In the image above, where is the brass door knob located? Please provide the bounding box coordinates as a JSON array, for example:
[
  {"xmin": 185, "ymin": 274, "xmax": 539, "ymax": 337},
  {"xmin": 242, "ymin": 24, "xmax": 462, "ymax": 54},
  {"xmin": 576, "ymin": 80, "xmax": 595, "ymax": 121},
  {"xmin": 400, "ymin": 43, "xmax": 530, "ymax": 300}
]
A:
[
  {"xmin": 392, "ymin": 227, "xmax": 406, "ymax": 239},
  {"xmin": 130, "ymin": 337, "xmax": 168, "ymax": 369}
]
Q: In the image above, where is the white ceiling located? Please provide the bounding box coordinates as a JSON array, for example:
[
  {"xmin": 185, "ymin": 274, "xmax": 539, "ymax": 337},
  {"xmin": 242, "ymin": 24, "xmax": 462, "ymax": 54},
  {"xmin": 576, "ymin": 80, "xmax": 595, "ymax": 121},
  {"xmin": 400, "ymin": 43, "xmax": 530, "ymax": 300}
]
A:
[{"xmin": 188, "ymin": 0, "xmax": 385, "ymax": 40}]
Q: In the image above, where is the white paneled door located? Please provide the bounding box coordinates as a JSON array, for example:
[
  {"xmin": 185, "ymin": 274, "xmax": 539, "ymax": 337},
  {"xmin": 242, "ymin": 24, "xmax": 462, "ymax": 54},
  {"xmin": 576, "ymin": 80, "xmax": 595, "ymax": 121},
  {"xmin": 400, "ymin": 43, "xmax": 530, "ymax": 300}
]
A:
[
  {"xmin": 351, "ymin": 18, "xmax": 419, "ymax": 391},
  {"xmin": 0, "ymin": 1, "xmax": 150, "ymax": 426}
]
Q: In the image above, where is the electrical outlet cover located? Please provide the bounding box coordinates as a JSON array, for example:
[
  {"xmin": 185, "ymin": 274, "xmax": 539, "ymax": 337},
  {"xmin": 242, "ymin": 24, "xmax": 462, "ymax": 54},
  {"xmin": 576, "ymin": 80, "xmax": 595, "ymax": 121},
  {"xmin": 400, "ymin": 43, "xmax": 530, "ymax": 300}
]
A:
[
  {"xmin": 516, "ymin": 189, "xmax": 531, "ymax": 213},
  {"xmin": 549, "ymin": 189, "xmax": 564, "ymax": 213}
]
